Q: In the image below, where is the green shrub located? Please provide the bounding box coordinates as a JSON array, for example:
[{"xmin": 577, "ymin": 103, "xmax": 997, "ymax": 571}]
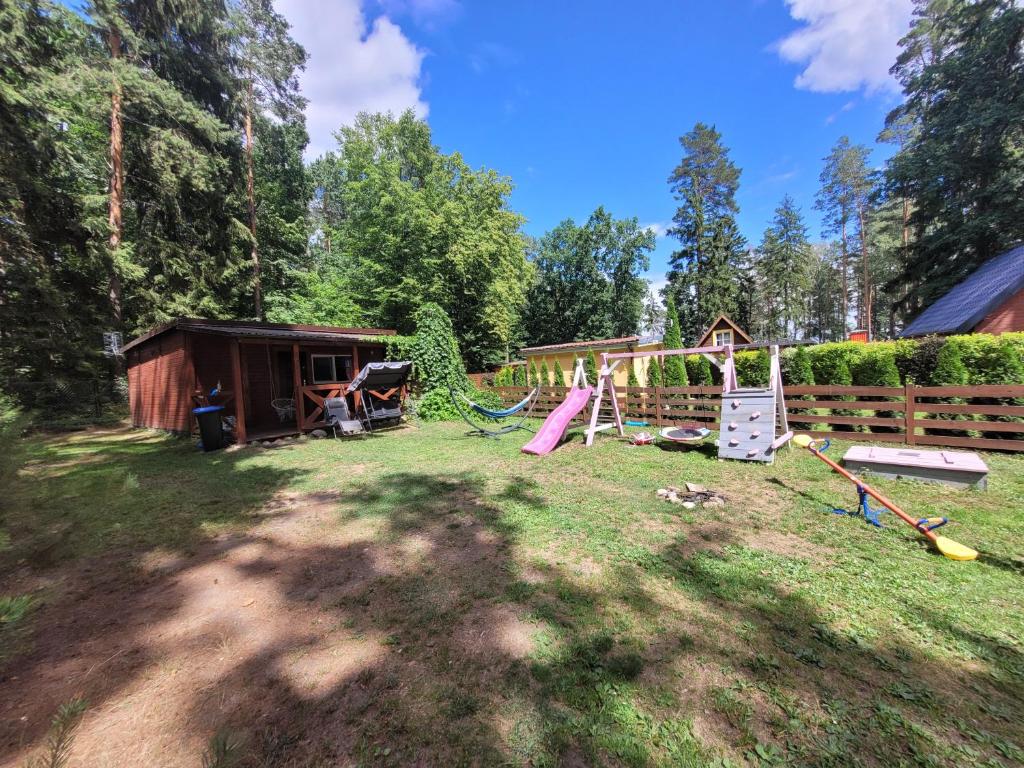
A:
[
  {"xmin": 540, "ymin": 361, "xmax": 550, "ymax": 387},
  {"xmin": 380, "ymin": 334, "xmax": 415, "ymax": 362},
  {"xmin": 852, "ymin": 347, "xmax": 901, "ymax": 432},
  {"xmin": 627, "ymin": 363, "xmax": 639, "ymax": 387},
  {"xmin": 933, "ymin": 342, "xmax": 969, "ymax": 386},
  {"xmin": 553, "ymin": 359, "xmax": 566, "ymax": 387},
  {"xmin": 685, "ymin": 354, "xmax": 714, "ymax": 386},
  {"xmin": 413, "ymin": 386, "xmax": 499, "ymax": 422},
  {"xmin": 663, "ymin": 296, "xmax": 688, "ymax": 386},
  {"xmin": 529, "ymin": 361, "xmax": 540, "ymax": 387},
  {"xmin": 907, "ymin": 336, "xmax": 945, "ymax": 385},
  {"xmin": 808, "ymin": 343, "xmax": 854, "ymax": 387},
  {"xmin": 513, "ymin": 364, "xmax": 526, "ymax": 387},
  {"xmin": 783, "ymin": 346, "xmax": 815, "ymax": 386},
  {"xmin": 734, "ymin": 350, "xmax": 770, "ymax": 388}
]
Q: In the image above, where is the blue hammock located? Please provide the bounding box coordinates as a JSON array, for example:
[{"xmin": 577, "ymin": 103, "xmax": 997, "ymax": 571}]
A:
[
  {"xmin": 468, "ymin": 391, "xmax": 536, "ymax": 419},
  {"xmin": 450, "ymin": 386, "xmax": 539, "ymax": 438}
]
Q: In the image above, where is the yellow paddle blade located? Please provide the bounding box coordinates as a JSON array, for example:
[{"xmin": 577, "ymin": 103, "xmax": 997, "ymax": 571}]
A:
[
  {"xmin": 793, "ymin": 434, "xmax": 813, "ymax": 448},
  {"xmin": 936, "ymin": 535, "xmax": 978, "ymax": 561}
]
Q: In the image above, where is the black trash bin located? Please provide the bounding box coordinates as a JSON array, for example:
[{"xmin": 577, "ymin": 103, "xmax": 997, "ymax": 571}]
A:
[{"xmin": 193, "ymin": 405, "xmax": 225, "ymax": 452}]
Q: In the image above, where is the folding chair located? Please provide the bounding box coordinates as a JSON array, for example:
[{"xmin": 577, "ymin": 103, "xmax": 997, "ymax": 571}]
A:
[{"xmin": 324, "ymin": 397, "xmax": 365, "ymax": 438}]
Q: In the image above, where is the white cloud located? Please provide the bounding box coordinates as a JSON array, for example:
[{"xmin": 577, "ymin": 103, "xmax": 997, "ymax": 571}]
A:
[
  {"xmin": 641, "ymin": 222, "xmax": 671, "ymax": 239},
  {"xmin": 776, "ymin": 0, "xmax": 913, "ymax": 94},
  {"xmin": 276, "ymin": 0, "xmax": 429, "ymax": 159},
  {"xmin": 646, "ymin": 274, "xmax": 668, "ymax": 303}
]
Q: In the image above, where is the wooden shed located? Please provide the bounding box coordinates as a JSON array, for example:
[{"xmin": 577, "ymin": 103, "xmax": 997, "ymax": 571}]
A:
[{"xmin": 122, "ymin": 318, "xmax": 397, "ymax": 442}]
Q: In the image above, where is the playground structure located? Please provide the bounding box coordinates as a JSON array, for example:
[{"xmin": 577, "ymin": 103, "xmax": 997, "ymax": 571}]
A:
[
  {"xmin": 793, "ymin": 434, "xmax": 978, "ymax": 561},
  {"xmin": 522, "ymin": 360, "xmax": 593, "ymax": 455},
  {"xmin": 584, "ymin": 343, "xmax": 792, "ymax": 463}
]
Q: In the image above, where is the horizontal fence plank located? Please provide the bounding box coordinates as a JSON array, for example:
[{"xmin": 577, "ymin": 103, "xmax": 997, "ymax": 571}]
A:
[
  {"xmin": 785, "ymin": 399, "xmax": 906, "ymax": 411},
  {"xmin": 914, "ymin": 402, "xmax": 1024, "ymax": 417},
  {"xmin": 912, "ymin": 434, "xmax": 1024, "ymax": 451},
  {"xmin": 786, "ymin": 385, "xmax": 904, "ymax": 397},
  {"xmin": 916, "ymin": 385, "xmax": 1024, "ymax": 398},
  {"xmin": 801, "ymin": 430, "xmax": 907, "ymax": 443},
  {"xmin": 918, "ymin": 419, "xmax": 1024, "ymax": 433},
  {"xmin": 786, "ymin": 414, "xmax": 904, "ymax": 428}
]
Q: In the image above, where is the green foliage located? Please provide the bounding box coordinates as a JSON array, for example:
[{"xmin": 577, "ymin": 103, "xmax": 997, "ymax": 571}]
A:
[
  {"xmin": 265, "ymin": 269, "xmax": 362, "ymax": 326},
  {"xmin": 932, "ymin": 343, "xmax": 969, "ymax": 387},
  {"xmin": 513, "ymin": 365, "xmax": 526, "ymax": 387},
  {"xmin": 662, "ymin": 296, "xmax": 688, "ymax": 386},
  {"xmin": 647, "ymin": 357, "xmax": 662, "ymax": 387},
  {"xmin": 750, "ymin": 196, "xmax": 814, "ymax": 339},
  {"xmin": 627, "ymin": 363, "xmax": 639, "ymax": 388},
  {"xmin": 23, "ymin": 698, "xmax": 87, "ymax": 768},
  {"xmin": 529, "ymin": 361, "xmax": 540, "ymax": 387},
  {"xmin": 734, "ymin": 350, "xmax": 770, "ymax": 388},
  {"xmin": 524, "ymin": 207, "xmax": 654, "ymax": 346},
  {"xmin": 685, "ymin": 354, "xmax": 713, "ymax": 386},
  {"xmin": 410, "ymin": 303, "xmax": 468, "ymax": 394},
  {"xmin": 784, "ymin": 346, "xmax": 815, "ymax": 385},
  {"xmin": 379, "ymin": 334, "xmax": 415, "ymax": 362},
  {"xmin": 947, "ymin": 334, "xmax": 1024, "ymax": 386},
  {"xmin": 851, "ymin": 347, "xmax": 900, "ymax": 388},
  {"xmin": 493, "ymin": 366, "xmax": 513, "ymax": 387},
  {"xmin": 321, "ymin": 111, "xmax": 530, "ymax": 370},
  {"xmin": 583, "ymin": 352, "xmax": 599, "ymax": 385},
  {"xmin": 886, "ymin": 0, "xmax": 1024, "ymax": 317},
  {"xmin": 410, "ymin": 387, "xmax": 461, "ymax": 422},
  {"xmin": 808, "ymin": 343, "xmax": 853, "ymax": 387},
  {"xmin": 552, "ymin": 359, "xmax": 566, "ymax": 387},
  {"xmin": 540, "ymin": 361, "xmax": 550, "ymax": 387}
]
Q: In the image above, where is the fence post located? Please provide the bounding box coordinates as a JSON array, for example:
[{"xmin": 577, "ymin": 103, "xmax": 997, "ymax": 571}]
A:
[
  {"xmin": 655, "ymin": 386, "xmax": 662, "ymax": 427},
  {"xmin": 904, "ymin": 381, "xmax": 916, "ymax": 445}
]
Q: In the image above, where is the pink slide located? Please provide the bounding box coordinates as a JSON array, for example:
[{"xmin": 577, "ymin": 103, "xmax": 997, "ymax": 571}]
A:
[{"xmin": 521, "ymin": 386, "xmax": 594, "ymax": 455}]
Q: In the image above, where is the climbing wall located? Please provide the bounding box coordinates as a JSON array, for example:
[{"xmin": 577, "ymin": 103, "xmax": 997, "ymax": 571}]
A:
[{"xmin": 718, "ymin": 388, "xmax": 778, "ymax": 463}]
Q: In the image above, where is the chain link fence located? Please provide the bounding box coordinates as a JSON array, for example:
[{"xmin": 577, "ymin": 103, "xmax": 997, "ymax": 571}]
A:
[{"xmin": 2, "ymin": 378, "xmax": 129, "ymax": 428}]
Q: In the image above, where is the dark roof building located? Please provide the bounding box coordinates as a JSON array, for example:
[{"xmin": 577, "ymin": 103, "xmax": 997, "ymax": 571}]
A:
[{"xmin": 900, "ymin": 245, "xmax": 1024, "ymax": 338}]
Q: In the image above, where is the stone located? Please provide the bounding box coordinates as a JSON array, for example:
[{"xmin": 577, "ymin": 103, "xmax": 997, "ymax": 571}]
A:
[
  {"xmin": 656, "ymin": 488, "xmax": 669, "ymax": 498},
  {"xmin": 682, "ymin": 502, "xmax": 696, "ymax": 509},
  {"xmin": 685, "ymin": 482, "xmax": 707, "ymax": 493},
  {"xmin": 310, "ymin": 429, "xmax": 328, "ymax": 439},
  {"xmin": 702, "ymin": 497, "xmax": 725, "ymax": 508},
  {"xmin": 261, "ymin": 441, "xmax": 272, "ymax": 447}
]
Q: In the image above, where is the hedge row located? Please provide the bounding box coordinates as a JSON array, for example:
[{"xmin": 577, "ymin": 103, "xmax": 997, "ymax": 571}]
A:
[{"xmin": 734, "ymin": 333, "xmax": 1024, "ymax": 388}]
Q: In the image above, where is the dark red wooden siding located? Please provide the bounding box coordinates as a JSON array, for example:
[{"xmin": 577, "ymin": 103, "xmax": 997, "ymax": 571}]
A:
[{"xmin": 127, "ymin": 330, "xmax": 192, "ymax": 433}]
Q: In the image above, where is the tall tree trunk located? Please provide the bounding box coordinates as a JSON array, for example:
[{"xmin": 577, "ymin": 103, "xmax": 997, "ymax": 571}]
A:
[
  {"xmin": 245, "ymin": 79, "xmax": 262, "ymax": 319},
  {"xmin": 840, "ymin": 219, "xmax": 848, "ymax": 337},
  {"xmin": 107, "ymin": 28, "xmax": 124, "ymax": 329},
  {"xmin": 858, "ymin": 202, "xmax": 870, "ymax": 339}
]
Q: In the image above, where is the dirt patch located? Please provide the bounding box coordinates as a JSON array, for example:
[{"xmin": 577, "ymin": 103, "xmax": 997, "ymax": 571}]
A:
[{"xmin": 742, "ymin": 529, "xmax": 824, "ymax": 561}]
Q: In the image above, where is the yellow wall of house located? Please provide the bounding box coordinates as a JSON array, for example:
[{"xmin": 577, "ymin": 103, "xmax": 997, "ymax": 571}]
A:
[{"xmin": 523, "ymin": 342, "xmax": 663, "ymax": 388}]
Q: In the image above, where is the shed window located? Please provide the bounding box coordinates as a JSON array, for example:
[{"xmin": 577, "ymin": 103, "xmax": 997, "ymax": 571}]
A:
[
  {"xmin": 713, "ymin": 329, "xmax": 733, "ymax": 346},
  {"xmin": 310, "ymin": 354, "xmax": 353, "ymax": 383}
]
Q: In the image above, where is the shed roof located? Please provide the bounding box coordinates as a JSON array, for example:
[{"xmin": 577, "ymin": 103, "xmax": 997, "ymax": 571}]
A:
[
  {"xmin": 900, "ymin": 245, "xmax": 1024, "ymax": 337},
  {"xmin": 122, "ymin": 318, "xmax": 395, "ymax": 353},
  {"xmin": 696, "ymin": 314, "xmax": 753, "ymax": 346}
]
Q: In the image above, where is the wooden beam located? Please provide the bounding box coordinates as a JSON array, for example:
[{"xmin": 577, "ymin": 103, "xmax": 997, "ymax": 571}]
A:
[
  {"xmin": 230, "ymin": 338, "xmax": 247, "ymax": 444},
  {"xmin": 292, "ymin": 343, "xmax": 303, "ymax": 429}
]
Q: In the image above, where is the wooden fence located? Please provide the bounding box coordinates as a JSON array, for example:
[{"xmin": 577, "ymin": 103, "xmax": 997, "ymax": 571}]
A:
[{"xmin": 492, "ymin": 383, "xmax": 1024, "ymax": 452}]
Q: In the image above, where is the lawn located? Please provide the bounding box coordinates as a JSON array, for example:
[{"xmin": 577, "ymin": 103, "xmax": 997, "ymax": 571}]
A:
[{"xmin": 1, "ymin": 416, "xmax": 1023, "ymax": 767}]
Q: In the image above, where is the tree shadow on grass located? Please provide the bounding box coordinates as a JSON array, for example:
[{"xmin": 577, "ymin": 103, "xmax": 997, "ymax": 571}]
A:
[{"xmin": 0, "ymin": 427, "xmax": 304, "ymax": 758}]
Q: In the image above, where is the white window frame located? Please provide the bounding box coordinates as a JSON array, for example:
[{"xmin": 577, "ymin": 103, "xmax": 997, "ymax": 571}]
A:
[
  {"xmin": 713, "ymin": 329, "xmax": 733, "ymax": 347},
  {"xmin": 310, "ymin": 353, "xmax": 353, "ymax": 383}
]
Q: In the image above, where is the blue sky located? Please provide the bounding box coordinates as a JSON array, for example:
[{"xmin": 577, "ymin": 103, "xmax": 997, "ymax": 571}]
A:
[{"xmin": 276, "ymin": 0, "xmax": 915, "ymax": 290}]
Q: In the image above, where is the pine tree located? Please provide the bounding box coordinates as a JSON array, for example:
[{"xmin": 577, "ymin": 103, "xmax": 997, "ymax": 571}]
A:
[
  {"xmin": 584, "ymin": 351, "xmax": 599, "ymax": 385},
  {"xmin": 758, "ymin": 196, "xmax": 813, "ymax": 339},
  {"xmin": 662, "ymin": 296, "xmax": 688, "ymax": 386},
  {"xmin": 627, "ymin": 364, "xmax": 639, "ymax": 388},
  {"xmin": 540, "ymin": 361, "xmax": 550, "ymax": 387},
  {"xmin": 666, "ymin": 122, "xmax": 743, "ymax": 341},
  {"xmin": 886, "ymin": 0, "xmax": 1024, "ymax": 316},
  {"xmin": 228, "ymin": 0, "xmax": 308, "ymax": 318},
  {"xmin": 816, "ymin": 137, "xmax": 874, "ymax": 336},
  {"xmin": 553, "ymin": 359, "xmax": 566, "ymax": 387},
  {"xmin": 529, "ymin": 361, "xmax": 540, "ymax": 387},
  {"xmin": 647, "ymin": 357, "xmax": 662, "ymax": 387}
]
